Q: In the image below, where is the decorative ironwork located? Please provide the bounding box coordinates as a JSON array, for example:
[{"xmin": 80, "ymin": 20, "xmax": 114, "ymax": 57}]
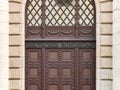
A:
[
  {"xmin": 26, "ymin": 41, "xmax": 96, "ymax": 49},
  {"xmin": 46, "ymin": 0, "xmax": 75, "ymax": 26},
  {"xmin": 25, "ymin": 0, "xmax": 95, "ymax": 27},
  {"xmin": 26, "ymin": 0, "xmax": 42, "ymax": 26},
  {"xmin": 25, "ymin": 0, "xmax": 96, "ymax": 39},
  {"xmin": 78, "ymin": 0, "xmax": 95, "ymax": 26},
  {"xmin": 55, "ymin": 0, "xmax": 73, "ymax": 6}
]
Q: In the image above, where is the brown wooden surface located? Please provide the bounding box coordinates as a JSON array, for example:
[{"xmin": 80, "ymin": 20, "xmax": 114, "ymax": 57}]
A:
[
  {"xmin": 25, "ymin": 49, "xmax": 42, "ymax": 90},
  {"xmin": 25, "ymin": 48, "xmax": 95, "ymax": 90}
]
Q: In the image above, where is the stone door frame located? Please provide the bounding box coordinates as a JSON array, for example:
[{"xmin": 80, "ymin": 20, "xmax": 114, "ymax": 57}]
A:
[{"xmin": 9, "ymin": 0, "xmax": 113, "ymax": 90}]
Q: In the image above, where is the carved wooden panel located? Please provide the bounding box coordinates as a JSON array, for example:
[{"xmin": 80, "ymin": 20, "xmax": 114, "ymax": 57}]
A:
[
  {"xmin": 62, "ymin": 85, "xmax": 71, "ymax": 90},
  {"xmin": 62, "ymin": 51, "xmax": 72, "ymax": 61},
  {"xmin": 29, "ymin": 68, "xmax": 39, "ymax": 78},
  {"xmin": 49, "ymin": 51, "xmax": 58, "ymax": 61},
  {"xmin": 45, "ymin": 49, "xmax": 75, "ymax": 90},
  {"xmin": 25, "ymin": 49, "xmax": 42, "ymax": 90},
  {"xmin": 25, "ymin": 48, "xmax": 96, "ymax": 90},
  {"xmin": 48, "ymin": 68, "xmax": 58, "ymax": 77},
  {"xmin": 79, "ymin": 49, "xmax": 96, "ymax": 90},
  {"xmin": 29, "ymin": 85, "xmax": 39, "ymax": 90},
  {"xmin": 49, "ymin": 85, "xmax": 58, "ymax": 90},
  {"xmin": 29, "ymin": 51, "xmax": 38, "ymax": 61}
]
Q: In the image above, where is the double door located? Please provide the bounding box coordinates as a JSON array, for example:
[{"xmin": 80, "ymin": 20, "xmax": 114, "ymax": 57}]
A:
[{"xmin": 25, "ymin": 42, "xmax": 95, "ymax": 90}]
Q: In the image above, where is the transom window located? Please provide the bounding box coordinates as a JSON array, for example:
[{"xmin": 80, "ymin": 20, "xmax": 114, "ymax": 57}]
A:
[
  {"xmin": 26, "ymin": 0, "xmax": 95, "ymax": 26},
  {"xmin": 25, "ymin": 0, "xmax": 96, "ymax": 39}
]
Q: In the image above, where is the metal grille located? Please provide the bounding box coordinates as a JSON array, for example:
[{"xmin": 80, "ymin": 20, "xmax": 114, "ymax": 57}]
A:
[
  {"xmin": 78, "ymin": 0, "xmax": 95, "ymax": 26},
  {"xmin": 25, "ymin": 0, "xmax": 96, "ymax": 39},
  {"xmin": 26, "ymin": 0, "xmax": 95, "ymax": 27},
  {"xmin": 55, "ymin": 0, "xmax": 73, "ymax": 6},
  {"xmin": 45, "ymin": 0, "xmax": 76, "ymax": 26},
  {"xmin": 26, "ymin": 0, "xmax": 42, "ymax": 26}
]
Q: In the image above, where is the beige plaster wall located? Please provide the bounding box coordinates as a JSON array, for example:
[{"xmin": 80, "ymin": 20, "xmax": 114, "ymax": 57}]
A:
[
  {"xmin": 0, "ymin": 0, "xmax": 9, "ymax": 90},
  {"xmin": 8, "ymin": 0, "xmax": 113, "ymax": 90}
]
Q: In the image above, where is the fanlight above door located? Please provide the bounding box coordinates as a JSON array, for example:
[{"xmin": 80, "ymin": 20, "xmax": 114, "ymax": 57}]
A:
[{"xmin": 25, "ymin": 0, "xmax": 96, "ymax": 40}]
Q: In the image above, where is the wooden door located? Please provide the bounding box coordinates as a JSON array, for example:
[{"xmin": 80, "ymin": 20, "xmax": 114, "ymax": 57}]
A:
[
  {"xmin": 78, "ymin": 49, "xmax": 96, "ymax": 90},
  {"xmin": 25, "ymin": 0, "xmax": 96, "ymax": 90},
  {"xmin": 45, "ymin": 49, "xmax": 75, "ymax": 90},
  {"xmin": 25, "ymin": 49, "xmax": 42, "ymax": 90},
  {"xmin": 25, "ymin": 42, "xmax": 96, "ymax": 90}
]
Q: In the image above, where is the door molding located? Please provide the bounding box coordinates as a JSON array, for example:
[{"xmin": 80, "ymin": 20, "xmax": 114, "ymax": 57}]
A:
[{"xmin": 26, "ymin": 41, "xmax": 96, "ymax": 49}]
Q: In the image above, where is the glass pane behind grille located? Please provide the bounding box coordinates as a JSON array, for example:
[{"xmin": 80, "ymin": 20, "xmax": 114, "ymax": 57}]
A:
[
  {"xmin": 45, "ymin": 0, "xmax": 76, "ymax": 26},
  {"xmin": 26, "ymin": 0, "xmax": 42, "ymax": 26},
  {"xmin": 26, "ymin": 0, "xmax": 95, "ymax": 27},
  {"xmin": 78, "ymin": 0, "xmax": 95, "ymax": 26}
]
